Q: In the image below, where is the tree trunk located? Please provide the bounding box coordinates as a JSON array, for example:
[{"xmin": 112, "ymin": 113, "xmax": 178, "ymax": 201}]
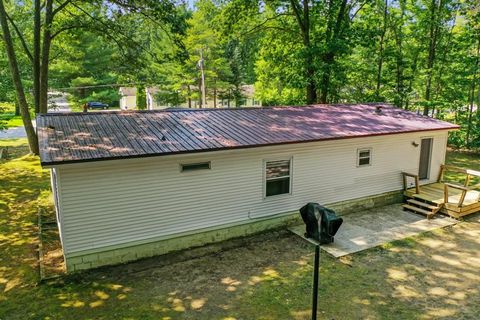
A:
[
  {"xmin": 187, "ymin": 86, "xmax": 192, "ymax": 108},
  {"xmin": 394, "ymin": 25, "xmax": 404, "ymax": 108},
  {"xmin": 394, "ymin": 0, "xmax": 406, "ymax": 108},
  {"xmin": 303, "ymin": 0, "xmax": 316, "ymax": 104},
  {"xmin": 33, "ymin": 0, "xmax": 41, "ymax": 114},
  {"xmin": 39, "ymin": 0, "xmax": 53, "ymax": 114},
  {"xmin": 476, "ymin": 35, "xmax": 480, "ymax": 118},
  {"xmin": 406, "ymin": 47, "xmax": 420, "ymax": 110},
  {"xmin": 432, "ymin": 24, "xmax": 455, "ymax": 105},
  {"xmin": 319, "ymin": 52, "xmax": 334, "ymax": 103},
  {"xmin": 466, "ymin": 36, "xmax": 480, "ymax": 147},
  {"xmin": 213, "ymin": 85, "xmax": 217, "ymax": 108},
  {"xmin": 0, "ymin": 0, "xmax": 39, "ymax": 154},
  {"xmin": 319, "ymin": 0, "xmax": 348, "ymax": 104},
  {"xmin": 375, "ymin": 0, "xmax": 388, "ymax": 100},
  {"xmin": 466, "ymin": 85, "xmax": 475, "ymax": 147},
  {"xmin": 291, "ymin": 0, "xmax": 317, "ymax": 104},
  {"xmin": 424, "ymin": 0, "xmax": 442, "ymax": 116}
]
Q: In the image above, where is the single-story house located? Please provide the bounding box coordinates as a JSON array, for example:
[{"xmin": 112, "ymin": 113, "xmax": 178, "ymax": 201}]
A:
[
  {"xmin": 239, "ymin": 84, "xmax": 261, "ymax": 107},
  {"xmin": 36, "ymin": 104, "xmax": 458, "ymax": 271},
  {"xmin": 118, "ymin": 87, "xmax": 137, "ymax": 110}
]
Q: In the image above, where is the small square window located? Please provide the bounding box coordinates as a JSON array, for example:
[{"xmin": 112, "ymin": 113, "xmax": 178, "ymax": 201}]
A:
[
  {"xmin": 265, "ymin": 160, "xmax": 291, "ymax": 197},
  {"xmin": 357, "ymin": 148, "xmax": 371, "ymax": 167}
]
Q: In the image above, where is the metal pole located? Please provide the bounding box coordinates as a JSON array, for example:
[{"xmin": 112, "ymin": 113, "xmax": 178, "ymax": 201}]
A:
[
  {"xmin": 199, "ymin": 49, "xmax": 206, "ymax": 108},
  {"xmin": 312, "ymin": 244, "xmax": 319, "ymax": 320}
]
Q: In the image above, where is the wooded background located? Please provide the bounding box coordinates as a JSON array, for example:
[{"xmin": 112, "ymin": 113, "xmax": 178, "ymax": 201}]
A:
[{"xmin": 0, "ymin": 0, "xmax": 479, "ymax": 153}]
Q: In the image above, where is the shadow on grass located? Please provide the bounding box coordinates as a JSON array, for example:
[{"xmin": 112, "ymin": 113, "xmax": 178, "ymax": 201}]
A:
[{"xmin": 1, "ymin": 143, "xmax": 480, "ymax": 320}]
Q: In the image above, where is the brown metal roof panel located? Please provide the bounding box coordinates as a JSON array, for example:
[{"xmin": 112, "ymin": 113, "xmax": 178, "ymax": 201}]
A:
[
  {"xmin": 176, "ymin": 112, "xmax": 229, "ymax": 150},
  {"xmin": 129, "ymin": 114, "xmax": 168, "ymax": 154},
  {"xmin": 165, "ymin": 111, "xmax": 214, "ymax": 151},
  {"xmin": 36, "ymin": 104, "xmax": 459, "ymax": 166},
  {"xmin": 195, "ymin": 111, "xmax": 251, "ymax": 147},
  {"xmin": 152, "ymin": 113, "xmax": 198, "ymax": 152}
]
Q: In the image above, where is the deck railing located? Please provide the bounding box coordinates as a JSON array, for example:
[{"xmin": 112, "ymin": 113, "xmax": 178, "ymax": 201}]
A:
[
  {"xmin": 438, "ymin": 164, "xmax": 480, "ymax": 186},
  {"xmin": 440, "ymin": 164, "xmax": 480, "ymax": 208},
  {"xmin": 404, "ymin": 165, "xmax": 480, "ymax": 208},
  {"xmin": 402, "ymin": 172, "xmax": 420, "ymax": 194},
  {"xmin": 443, "ymin": 183, "xmax": 469, "ymax": 207}
]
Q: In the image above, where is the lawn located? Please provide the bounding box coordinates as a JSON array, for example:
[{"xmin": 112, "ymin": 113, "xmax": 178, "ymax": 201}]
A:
[
  {"xmin": 0, "ymin": 103, "xmax": 24, "ymax": 129},
  {"xmin": 0, "ymin": 140, "xmax": 480, "ymax": 319}
]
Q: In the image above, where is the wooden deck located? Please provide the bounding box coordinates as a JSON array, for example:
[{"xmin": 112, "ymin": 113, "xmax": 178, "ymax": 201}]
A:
[
  {"xmin": 403, "ymin": 165, "xmax": 480, "ymax": 219},
  {"xmin": 405, "ymin": 183, "xmax": 480, "ymax": 218}
]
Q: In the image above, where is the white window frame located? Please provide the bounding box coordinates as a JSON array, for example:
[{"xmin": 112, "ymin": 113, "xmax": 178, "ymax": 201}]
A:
[
  {"xmin": 263, "ymin": 157, "xmax": 293, "ymax": 198},
  {"xmin": 357, "ymin": 148, "xmax": 372, "ymax": 167}
]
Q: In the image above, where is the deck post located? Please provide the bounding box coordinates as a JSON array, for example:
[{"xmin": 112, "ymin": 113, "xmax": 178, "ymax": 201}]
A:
[
  {"xmin": 464, "ymin": 174, "xmax": 471, "ymax": 188},
  {"xmin": 458, "ymin": 190, "xmax": 467, "ymax": 208},
  {"xmin": 437, "ymin": 165, "xmax": 445, "ymax": 183},
  {"xmin": 402, "ymin": 172, "xmax": 420, "ymax": 194},
  {"xmin": 443, "ymin": 184, "xmax": 449, "ymax": 204}
]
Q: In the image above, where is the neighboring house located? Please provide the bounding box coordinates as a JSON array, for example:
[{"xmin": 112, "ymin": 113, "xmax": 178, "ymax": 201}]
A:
[
  {"xmin": 118, "ymin": 87, "xmax": 137, "ymax": 110},
  {"xmin": 239, "ymin": 84, "xmax": 261, "ymax": 107},
  {"xmin": 216, "ymin": 84, "xmax": 261, "ymax": 108},
  {"xmin": 36, "ymin": 104, "xmax": 458, "ymax": 272}
]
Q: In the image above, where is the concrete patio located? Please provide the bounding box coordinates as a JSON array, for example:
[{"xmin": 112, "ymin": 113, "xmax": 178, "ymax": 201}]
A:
[{"xmin": 290, "ymin": 203, "xmax": 458, "ymax": 257}]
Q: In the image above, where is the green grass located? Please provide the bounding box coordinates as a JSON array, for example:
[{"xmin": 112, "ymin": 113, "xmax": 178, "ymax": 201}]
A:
[
  {"xmin": 0, "ymin": 141, "xmax": 480, "ymax": 319},
  {"xmin": 445, "ymin": 150, "xmax": 480, "ymax": 186},
  {"xmin": 0, "ymin": 103, "xmax": 30, "ymax": 129}
]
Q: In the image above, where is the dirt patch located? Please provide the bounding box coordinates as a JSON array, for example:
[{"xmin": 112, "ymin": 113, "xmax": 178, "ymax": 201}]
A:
[{"xmin": 39, "ymin": 214, "xmax": 480, "ymax": 320}]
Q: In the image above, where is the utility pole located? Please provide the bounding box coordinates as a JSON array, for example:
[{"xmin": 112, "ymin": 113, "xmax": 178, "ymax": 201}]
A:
[{"xmin": 198, "ymin": 49, "xmax": 207, "ymax": 107}]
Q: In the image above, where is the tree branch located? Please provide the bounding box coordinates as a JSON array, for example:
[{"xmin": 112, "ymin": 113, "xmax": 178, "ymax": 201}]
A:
[
  {"xmin": 63, "ymin": 7, "xmax": 128, "ymax": 58},
  {"xmin": 53, "ymin": 0, "xmax": 72, "ymax": 17},
  {"xmin": 5, "ymin": 13, "xmax": 33, "ymax": 62},
  {"xmin": 50, "ymin": 23, "xmax": 88, "ymax": 39},
  {"xmin": 290, "ymin": 0, "xmax": 306, "ymax": 35},
  {"xmin": 69, "ymin": 2, "xmax": 171, "ymax": 65},
  {"xmin": 49, "ymin": 49, "xmax": 64, "ymax": 63},
  {"xmin": 349, "ymin": 0, "xmax": 368, "ymax": 22},
  {"xmin": 242, "ymin": 13, "xmax": 292, "ymax": 36}
]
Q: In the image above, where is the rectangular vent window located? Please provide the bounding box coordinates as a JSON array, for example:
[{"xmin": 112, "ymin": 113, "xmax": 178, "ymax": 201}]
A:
[{"xmin": 181, "ymin": 162, "xmax": 211, "ymax": 172}]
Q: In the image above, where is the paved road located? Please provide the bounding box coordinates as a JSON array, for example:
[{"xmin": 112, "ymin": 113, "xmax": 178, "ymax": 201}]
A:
[
  {"xmin": 0, "ymin": 92, "xmax": 70, "ymax": 139},
  {"xmin": 48, "ymin": 91, "xmax": 71, "ymax": 113}
]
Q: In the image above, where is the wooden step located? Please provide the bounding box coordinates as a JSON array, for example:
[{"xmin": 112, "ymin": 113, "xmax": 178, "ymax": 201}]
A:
[
  {"xmin": 406, "ymin": 199, "xmax": 439, "ymax": 210},
  {"xmin": 402, "ymin": 204, "xmax": 434, "ymax": 219}
]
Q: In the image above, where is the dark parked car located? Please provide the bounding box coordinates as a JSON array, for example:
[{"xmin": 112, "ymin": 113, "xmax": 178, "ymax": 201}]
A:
[{"xmin": 86, "ymin": 101, "xmax": 109, "ymax": 109}]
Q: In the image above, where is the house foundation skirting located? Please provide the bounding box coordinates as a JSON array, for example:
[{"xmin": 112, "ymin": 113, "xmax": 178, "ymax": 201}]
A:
[{"xmin": 65, "ymin": 190, "xmax": 403, "ymax": 272}]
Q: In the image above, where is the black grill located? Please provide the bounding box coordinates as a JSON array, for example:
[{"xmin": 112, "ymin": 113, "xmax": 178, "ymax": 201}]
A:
[{"xmin": 299, "ymin": 203, "xmax": 343, "ymax": 244}]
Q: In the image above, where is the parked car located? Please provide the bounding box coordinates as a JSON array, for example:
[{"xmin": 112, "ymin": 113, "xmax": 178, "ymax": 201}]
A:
[{"xmin": 86, "ymin": 102, "xmax": 109, "ymax": 110}]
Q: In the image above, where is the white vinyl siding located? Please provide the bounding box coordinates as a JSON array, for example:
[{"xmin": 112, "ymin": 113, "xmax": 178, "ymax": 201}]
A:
[{"xmin": 54, "ymin": 130, "xmax": 449, "ymax": 255}]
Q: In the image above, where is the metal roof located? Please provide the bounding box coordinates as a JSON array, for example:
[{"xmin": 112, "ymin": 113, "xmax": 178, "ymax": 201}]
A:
[{"xmin": 37, "ymin": 103, "xmax": 459, "ymax": 166}]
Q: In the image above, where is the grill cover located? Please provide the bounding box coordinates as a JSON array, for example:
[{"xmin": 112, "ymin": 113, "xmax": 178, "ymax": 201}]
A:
[{"xmin": 299, "ymin": 203, "xmax": 343, "ymax": 244}]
